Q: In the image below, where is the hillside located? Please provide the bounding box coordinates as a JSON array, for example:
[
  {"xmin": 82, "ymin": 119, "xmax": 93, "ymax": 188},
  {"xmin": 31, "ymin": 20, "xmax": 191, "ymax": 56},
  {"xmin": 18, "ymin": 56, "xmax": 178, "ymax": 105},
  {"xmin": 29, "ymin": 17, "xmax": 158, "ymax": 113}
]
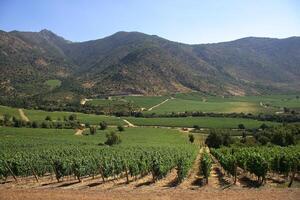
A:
[{"xmin": 0, "ymin": 29, "xmax": 299, "ymax": 100}]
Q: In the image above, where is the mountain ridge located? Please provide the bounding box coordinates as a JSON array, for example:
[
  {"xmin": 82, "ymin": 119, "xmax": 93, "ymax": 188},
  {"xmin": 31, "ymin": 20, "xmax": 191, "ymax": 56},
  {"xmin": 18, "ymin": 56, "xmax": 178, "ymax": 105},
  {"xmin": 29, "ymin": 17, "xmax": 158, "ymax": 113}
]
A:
[{"xmin": 0, "ymin": 29, "xmax": 299, "ymax": 100}]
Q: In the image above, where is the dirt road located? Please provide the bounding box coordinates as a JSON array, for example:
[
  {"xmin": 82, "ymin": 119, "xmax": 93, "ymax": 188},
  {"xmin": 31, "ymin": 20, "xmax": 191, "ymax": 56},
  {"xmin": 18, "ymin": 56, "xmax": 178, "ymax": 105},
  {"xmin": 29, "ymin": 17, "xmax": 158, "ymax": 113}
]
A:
[
  {"xmin": 148, "ymin": 98, "xmax": 170, "ymax": 111},
  {"xmin": 123, "ymin": 119, "xmax": 136, "ymax": 127},
  {"xmin": 18, "ymin": 109, "xmax": 29, "ymax": 122},
  {"xmin": 0, "ymin": 187, "xmax": 299, "ymax": 200}
]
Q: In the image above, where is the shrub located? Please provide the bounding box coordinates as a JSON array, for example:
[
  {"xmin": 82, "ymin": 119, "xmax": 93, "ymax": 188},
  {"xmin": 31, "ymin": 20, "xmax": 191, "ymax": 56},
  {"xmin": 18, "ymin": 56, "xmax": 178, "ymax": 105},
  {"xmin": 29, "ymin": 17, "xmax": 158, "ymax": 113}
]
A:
[
  {"xmin": 105, "ymin": 131, "xmax": 121, "ymax": 146},
  {"xmin": 117, "ymin": 125, "xmax": 124, "ymax": 132},
  {"xmin": 69, "ymin": 114, "xmax": 77, "ymax": 121},
  {"xmin": 99, "ymin": 121, "xmax": 107, "ymax": 130},
  {"xmin": 188, "ymin": 134, "xmax": 195, "ymax": 143},
  {"xmin": 89, "ymin": 126, "xmax": 97, "ymax": 135},
  {"xmin": 45, "ymin": 116, "xmax": 52, "ymax": 121}
]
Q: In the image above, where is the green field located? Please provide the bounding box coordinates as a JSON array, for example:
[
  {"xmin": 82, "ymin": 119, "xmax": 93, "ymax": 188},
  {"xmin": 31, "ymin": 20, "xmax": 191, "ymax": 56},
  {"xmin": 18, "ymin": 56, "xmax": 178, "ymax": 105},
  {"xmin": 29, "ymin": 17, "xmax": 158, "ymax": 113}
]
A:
[
  {"xmin": 0, "ymin": 126, "xmax": 188, "ymax": 149},
  {"xmin": 23, "ymin": 109, "xmax": 125, "ymax": 125},
  {"xmin": 88, "ymin": 95, "xmax": 169, "ymax": 109},
  {"xmin": 0, "ymin": 106, "xmax": 20, "ymax": 120},
  {"xmin": 44, "ymin": 79, "xmax": 62, "ymax": 89},
  {"xmin": 125, "ymin": 116, "xmax": 279, "ymax": 129},
  {"xmin": 121, "ymin": 95, "xmax": 169, "ymax": 109},
  {"xmin": 85, "ymin": 94, "xmax": 300, "ymax": 114},
  {"xmin": 144, "ymin": 94, "xmax": 300, "ymax": 114}
]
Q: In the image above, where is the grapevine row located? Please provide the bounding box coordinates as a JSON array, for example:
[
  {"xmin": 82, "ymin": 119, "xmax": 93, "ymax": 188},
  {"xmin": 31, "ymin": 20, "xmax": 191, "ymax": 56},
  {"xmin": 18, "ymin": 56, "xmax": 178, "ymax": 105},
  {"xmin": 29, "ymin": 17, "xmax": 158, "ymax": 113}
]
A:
[
  {"xmin": 0, "ymin": 145, "xmax": 197, "ymax": 184},
  {"xmin": 210, "ymin": 146, "xmax": 300, "ymax": 186}
]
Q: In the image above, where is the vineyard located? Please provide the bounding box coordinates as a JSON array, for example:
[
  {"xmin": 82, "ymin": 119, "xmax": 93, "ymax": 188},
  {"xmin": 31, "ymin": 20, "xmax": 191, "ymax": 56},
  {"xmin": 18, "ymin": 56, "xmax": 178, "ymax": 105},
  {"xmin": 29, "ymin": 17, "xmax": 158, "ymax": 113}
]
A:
[
  {"xmin": 0, "ymin": 145, "xmax": 197, "ymax": 184},
  {"xmin": 211, "ymin": 146, "xmax": 300, "ymax": 186}
]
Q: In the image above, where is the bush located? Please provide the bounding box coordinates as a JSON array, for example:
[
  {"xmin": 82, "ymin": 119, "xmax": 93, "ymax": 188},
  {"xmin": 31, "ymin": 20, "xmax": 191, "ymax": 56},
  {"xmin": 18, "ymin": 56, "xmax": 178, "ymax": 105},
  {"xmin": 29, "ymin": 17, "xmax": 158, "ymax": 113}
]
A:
[
  {"xmin": 117, "ymin": 125, "xmax": 124, "ymax": 132},
  {"xmin": 45, "ymin": 116, "xmax": 52, "ymax": 121},
  {"xmin": 238, "ymin": 124, "xmax": 245, "ymax": 129},
  {"xmin": 89, "ymin": 126, "xmax": 97, "ymax": 135},
  {"xmin": 69, "ymin": 114, "xmax": 77, "ymax": 121},
  {"xmin": 105, "ymin": 131, "xmax": 121, "ymax": 146},
  {"xmin": 205, "ymin": 130, "xmax": 223, "ymax": 148},
  {"xmin": 205, "ymin": 130, "xmax": 233, "ymax": 148},
  {"xmin": 188, "ymin": 134, "xmax": 195, "ymax": 143},
  {"xmin": 99, "ymin": 121, "xmax": 107, "ymax": 130}
]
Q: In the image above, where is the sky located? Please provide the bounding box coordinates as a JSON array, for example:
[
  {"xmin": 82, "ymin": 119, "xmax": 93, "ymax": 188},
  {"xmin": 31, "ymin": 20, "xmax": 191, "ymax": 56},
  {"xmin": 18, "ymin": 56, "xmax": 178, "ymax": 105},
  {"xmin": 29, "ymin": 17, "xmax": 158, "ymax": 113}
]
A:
[{"xmin": 0, "ymin": 0, "xmax": 299, "ymax": 44}]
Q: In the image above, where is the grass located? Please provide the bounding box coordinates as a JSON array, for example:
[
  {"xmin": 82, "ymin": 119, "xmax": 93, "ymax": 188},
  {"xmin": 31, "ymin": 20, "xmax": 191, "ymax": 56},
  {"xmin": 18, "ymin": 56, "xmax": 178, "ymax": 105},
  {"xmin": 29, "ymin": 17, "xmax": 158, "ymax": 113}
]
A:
[
  {"xmin": 89, "ymin": 95, "xmax": 169, "ymax": 109},
  {"xmin": 23, "ymin": 109, "xmax": 125, "ymax": 125},
  {"xmin": 144, "ymin": 94, "xmax": 300, "ymax": 114},
  {"xmin": 121, "ymin": 96, "xmax": 169, "ymax": 109},
  {"xmin": 44, "ymin": 79, "xmax": 62, "ymax": 89},
  {"xmin": 0, "ymin": 126, "xmax": 188, "ymax": 150},
  {"xmin": 146, "ymin": 98, "xmax": 268, "ymax": 114},
  {"xmin": 0, "ymin": 105, "xmax": 20, "ymax": 120},
  {"xmin": 125, "ymin": 116, "xmax": 279, "ymax": 129}
]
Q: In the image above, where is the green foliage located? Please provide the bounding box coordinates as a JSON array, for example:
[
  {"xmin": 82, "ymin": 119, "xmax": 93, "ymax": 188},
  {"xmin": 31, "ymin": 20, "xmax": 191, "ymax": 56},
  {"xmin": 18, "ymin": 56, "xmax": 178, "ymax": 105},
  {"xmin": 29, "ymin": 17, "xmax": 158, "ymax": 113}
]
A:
[
  {"xmin": 99, "ymin": 121, "xmax": 107, "ymax": 130},
  {"xmin": 125, "ymin": 116, "xmax": 278, "ymax": 129},
  {"xmin": 117, "ymin": 125, "xmax": 125, "ymax": 132},
  {"xmin": 188, "ymin": 134, "xmax": 195, "ymax": 143},
  {"xmin": 200, "ymin": 151, "xmax": 212, "ymax": 184},
  {"xmin": 89, "ymin": 126, "xmax": 97, "ymax": 135},
  {"xmin": 69, "ymin": 114, "xmax": 77, "ymax": 121},
  {"xmin": 105, "ymin": 131, "xmax": 121, "ymax": 146},
  {"xmin": 205, "ymin": 130, "xmax": 233, "ymax": 148},
  {"xmin": 212, "ymin": 146, "xmax": 300, "ymax": 186}
]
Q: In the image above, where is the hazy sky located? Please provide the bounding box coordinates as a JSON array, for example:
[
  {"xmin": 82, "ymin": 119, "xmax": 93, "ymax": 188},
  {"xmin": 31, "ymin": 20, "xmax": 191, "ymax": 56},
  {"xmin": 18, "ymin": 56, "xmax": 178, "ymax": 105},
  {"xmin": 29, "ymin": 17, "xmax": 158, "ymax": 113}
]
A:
[{"xmin": 0, "ymin": 0, "xmax": 299, "ymax": 44}]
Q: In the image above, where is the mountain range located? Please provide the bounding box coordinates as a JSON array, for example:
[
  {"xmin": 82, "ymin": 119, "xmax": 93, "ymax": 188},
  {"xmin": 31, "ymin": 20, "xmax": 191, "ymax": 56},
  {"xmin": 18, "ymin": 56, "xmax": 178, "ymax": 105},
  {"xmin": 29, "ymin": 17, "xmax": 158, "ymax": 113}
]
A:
[{"xmin": 0, "ymin": 29, "xmax": 299, "ymax": 100}]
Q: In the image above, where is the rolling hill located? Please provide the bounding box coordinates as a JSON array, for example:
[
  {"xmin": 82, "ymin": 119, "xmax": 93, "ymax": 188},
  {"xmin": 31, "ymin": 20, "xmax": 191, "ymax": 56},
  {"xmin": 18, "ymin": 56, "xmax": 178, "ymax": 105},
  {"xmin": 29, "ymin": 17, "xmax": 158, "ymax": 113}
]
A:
[{"xmin": 0, "ymin": 29, "xmax": 299, "ymax": 100}]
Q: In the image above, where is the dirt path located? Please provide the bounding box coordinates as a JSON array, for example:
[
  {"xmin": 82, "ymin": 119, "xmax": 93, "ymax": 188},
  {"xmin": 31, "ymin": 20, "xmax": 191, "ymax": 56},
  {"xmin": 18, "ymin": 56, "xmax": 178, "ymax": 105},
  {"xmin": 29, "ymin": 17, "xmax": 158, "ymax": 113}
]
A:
[
  {"xmin": 180, "ymin": 148, "xmax": 203, "ymax": 189},
  {"xmin": 0, "ymin": 187, "xmax": 299, "ymax": 200},
  {"xmin": 18, "ymin": 109, "xmax": 29, "ymax": 122},
  {"xmin": 148, "ymin": 98, "xmax": 170, "ymax": 111},
  {"xmin": 123, "ymin": 119, "xmax": 136, "ymax": 127}
]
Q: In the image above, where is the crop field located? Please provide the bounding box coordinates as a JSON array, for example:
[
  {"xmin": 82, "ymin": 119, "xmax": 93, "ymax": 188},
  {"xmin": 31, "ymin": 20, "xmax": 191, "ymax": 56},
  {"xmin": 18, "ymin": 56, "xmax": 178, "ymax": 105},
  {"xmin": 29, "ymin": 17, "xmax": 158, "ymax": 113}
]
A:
[
  {"xmin": 121, "ymin": 95, "xmax": 169, "ymax": 109},
  {"xmin": 23, "ymin": 109, "xmax": 125, "ymax": 125},
  {"xmin": 88, "ymin": 96, "xmax": 169, "ymax": 109},
  {"xmin": 125, "ymin": 117, "xmax": 278, "ymax": 128},
  {"xmin": 86, "ymin": 99, "xmax": 129, "ymax": 107},
  {"xmin": 86, "ymin": 94, "xmax": 300, "ymax": 114},
  {"xmin": 144, "ymin": 94, "xmax": 300, "ymax": 114},
  {"xmin": 0, "ymin": 126, "xmax": 188, "ymax": 149}
]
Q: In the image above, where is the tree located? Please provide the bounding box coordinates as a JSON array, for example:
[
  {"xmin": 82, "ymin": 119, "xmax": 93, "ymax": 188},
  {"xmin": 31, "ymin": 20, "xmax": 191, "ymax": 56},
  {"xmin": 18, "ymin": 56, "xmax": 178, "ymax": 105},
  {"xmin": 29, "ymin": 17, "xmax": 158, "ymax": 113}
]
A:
[
  {"xmin": 260, "ymin": 123, "xmax": 268, "ymax": 130},
  {"xmin": 238, "ymin": 124, "xmax": 245, "ymax": 129},
  {"xmin": 45, "ymin": 115, "xmax": 52, "ymax": 121},
  {"xmin": 188, "ymin": 134, "xmax": 195, "ymax": 143},
  {"xmin": 32, "ymin": 121, "xmax": 39, "ymax": 128},
  {"xmin": 99, "ymin": 121, "xmax": 107, "ymax": 130},
  {"xmin": 89, "ymin": 126, "xmax": 97, "ymax": 135},
  {"xmin": 117, "ymin": 125, "xmax": 124, "ymax": 132},
  {"xmin": 69, "ymin": 114, "xmax": 77, "ymax": 121},
  {"xmin": 257, "ymin": 135, "xmax": 270, "ymax": 145},
  {"xmin": 105, "ymin": 131, "xmax": 121, "ymax": 146},
  {"xmin": 205, "ymin": 130, "xmax": 223, "ymax": 148}
]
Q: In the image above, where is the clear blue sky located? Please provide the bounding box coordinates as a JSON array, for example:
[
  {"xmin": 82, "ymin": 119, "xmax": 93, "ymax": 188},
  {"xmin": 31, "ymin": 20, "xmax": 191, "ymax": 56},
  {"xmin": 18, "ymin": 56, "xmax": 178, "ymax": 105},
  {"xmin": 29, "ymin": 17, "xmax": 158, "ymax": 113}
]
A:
[{"xmin": 0, "ymin": 0, "xmax": 299, "ymax": 44}]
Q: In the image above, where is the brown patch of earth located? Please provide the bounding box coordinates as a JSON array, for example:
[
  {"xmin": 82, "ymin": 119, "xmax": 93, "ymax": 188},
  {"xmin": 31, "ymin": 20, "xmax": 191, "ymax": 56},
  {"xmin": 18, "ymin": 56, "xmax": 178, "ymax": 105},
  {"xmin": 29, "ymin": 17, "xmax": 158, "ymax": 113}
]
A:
[{"xmin": 0, "ymin": 187, "xmax": 299, "ymax": 200}]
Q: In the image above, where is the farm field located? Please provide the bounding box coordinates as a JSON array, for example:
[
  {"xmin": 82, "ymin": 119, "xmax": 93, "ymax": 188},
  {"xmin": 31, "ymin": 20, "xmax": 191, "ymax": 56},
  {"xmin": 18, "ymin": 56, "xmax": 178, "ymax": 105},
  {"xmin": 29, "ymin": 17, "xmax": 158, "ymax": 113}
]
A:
[
  {"xmin": 87, "ymin": 94, "xmax": 300, "ymax": 114},
  {"xmin": 88, "ymin": 95, "xmax": 169, "ymax": 109},
  {"xmin": 0, "ymin": 126, "xmax": 188, "ymax": 149},
  {"xmin": 23, "ymin": 109, "xmax": 125, "ymax": 125},
  {"xmin": 125, "ymin": 116, "xmax": 278, "ymax": 128}
]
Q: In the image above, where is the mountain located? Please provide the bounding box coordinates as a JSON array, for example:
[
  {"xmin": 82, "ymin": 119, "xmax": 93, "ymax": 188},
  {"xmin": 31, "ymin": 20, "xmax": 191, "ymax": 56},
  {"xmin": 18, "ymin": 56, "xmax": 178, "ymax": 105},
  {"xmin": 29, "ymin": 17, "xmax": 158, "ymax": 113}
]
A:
[{"xmin": 0, "ymin": 29, "xmax": 299, "ymax": 100}]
